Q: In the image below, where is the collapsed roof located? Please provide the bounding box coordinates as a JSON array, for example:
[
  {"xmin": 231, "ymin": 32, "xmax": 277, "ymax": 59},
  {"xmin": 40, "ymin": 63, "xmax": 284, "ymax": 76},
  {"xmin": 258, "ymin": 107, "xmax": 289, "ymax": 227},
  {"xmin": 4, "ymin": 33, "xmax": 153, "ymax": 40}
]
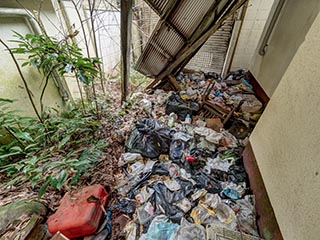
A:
[{"xmin": 135, "ymin": 0, "xmax": 247, "ymax": 89}]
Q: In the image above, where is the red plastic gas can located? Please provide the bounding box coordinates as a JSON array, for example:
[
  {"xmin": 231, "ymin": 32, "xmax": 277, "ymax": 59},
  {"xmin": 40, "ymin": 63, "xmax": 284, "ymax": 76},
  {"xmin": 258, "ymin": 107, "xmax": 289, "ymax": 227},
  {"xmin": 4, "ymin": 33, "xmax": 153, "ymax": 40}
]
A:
[{"xmin": 47, "ymin": 184, "xmax": 108, "ymax": 238}]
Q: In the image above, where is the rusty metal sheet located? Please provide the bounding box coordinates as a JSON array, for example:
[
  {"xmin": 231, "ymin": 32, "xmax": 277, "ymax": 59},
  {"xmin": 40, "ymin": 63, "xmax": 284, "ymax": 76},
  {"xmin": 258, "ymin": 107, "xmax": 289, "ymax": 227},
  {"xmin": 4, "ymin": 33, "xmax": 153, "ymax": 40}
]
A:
[
  {"xmin": 186, "ymin": 16, "xmax": 235, "ymax": 73},
  {"xmin": 136, "ymin": 0, "xmax": 246, "ymax": 79}
]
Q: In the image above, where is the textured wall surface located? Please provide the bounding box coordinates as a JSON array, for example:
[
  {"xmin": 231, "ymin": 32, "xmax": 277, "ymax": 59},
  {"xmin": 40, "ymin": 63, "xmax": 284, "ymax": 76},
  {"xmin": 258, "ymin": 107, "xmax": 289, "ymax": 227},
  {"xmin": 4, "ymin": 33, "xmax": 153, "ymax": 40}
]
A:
[
  {"xmin": 231, "ymin": 0, "xmax": 274, "ymax": 71},
  {"xmin": 250, "ymin": 0, "xmax": 320, "ymax": 96},
  {"xmin": 250, "ymin": 11, "xmax": 320, "ymax": 240},
  {"xmin": 0, "ymin": 9, "xmax": 64, "ymax": 116}
]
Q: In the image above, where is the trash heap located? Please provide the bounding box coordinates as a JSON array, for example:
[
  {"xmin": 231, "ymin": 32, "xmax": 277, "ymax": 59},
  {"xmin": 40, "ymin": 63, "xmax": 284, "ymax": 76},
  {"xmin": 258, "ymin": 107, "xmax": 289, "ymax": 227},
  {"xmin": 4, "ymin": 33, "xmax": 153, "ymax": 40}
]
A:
[{"xmin": 113, "ymin": 70, "xmax": 265, "ymax": 240}]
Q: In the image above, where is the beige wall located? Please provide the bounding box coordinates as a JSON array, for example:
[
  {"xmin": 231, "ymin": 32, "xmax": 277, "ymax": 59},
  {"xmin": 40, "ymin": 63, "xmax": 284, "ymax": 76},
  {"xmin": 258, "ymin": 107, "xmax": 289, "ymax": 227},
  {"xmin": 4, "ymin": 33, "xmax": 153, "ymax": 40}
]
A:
[
  {"xmin": 250, "ymin": 0, "xmax": 320, "ymax": 96},
  {"xmin": 250, "ymin": 11, "xmax": 320, "ymax": 240},
  {"xmin": 0, "ymin": 1, "xmax": 67, "ymax": 116},
  {"xmin": 231, "ymin": 0, "xmax": 274, "ymax": 71}
]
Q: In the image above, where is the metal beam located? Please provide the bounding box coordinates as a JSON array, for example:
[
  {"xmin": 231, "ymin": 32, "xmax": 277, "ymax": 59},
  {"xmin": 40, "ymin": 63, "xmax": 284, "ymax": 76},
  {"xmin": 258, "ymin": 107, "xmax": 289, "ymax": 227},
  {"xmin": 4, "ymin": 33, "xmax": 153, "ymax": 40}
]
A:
[
  {"xmin": 121, "ymin": 0, "xmax": 133, "ymax": 102},
  {"xmin": 146, "ymin": 0, "xmax": 247, "ymax": 89},
  {"xmin": 143, "ymin": 0, "xmax": 161, "ymax": 15}
]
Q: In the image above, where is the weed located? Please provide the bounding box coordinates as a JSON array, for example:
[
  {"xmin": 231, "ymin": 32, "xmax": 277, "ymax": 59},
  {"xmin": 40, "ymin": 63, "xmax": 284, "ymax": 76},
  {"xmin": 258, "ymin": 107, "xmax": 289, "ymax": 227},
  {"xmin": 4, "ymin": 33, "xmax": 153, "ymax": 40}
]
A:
[{"xmin": 0, "ymin": 99, "xmax": 107, "ymax": 198}]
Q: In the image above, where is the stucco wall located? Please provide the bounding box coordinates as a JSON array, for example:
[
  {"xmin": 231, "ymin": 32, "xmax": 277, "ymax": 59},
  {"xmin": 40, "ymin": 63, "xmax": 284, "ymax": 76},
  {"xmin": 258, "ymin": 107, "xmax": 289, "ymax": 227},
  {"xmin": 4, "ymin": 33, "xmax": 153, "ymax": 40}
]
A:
[
  {"xmin": 230, "ymin": 0, "xmax": 274, "ymax": 71},
  {"xmin": 250, "ymin": 11, "xmax": 320, "ymax": 240},
  {"xmin": 0, "ymin": 0, "xmax": 66, "ymax": 116},
  {"xmin": 250, "ymin": 0, "xmax": 320, "ymax": 96}
]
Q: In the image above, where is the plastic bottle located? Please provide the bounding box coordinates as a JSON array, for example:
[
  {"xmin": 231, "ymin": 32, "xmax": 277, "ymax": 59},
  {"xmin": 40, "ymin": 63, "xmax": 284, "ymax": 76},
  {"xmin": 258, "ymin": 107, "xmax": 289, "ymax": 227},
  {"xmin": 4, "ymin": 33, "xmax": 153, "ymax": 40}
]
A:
[
  {"xmin": 184, "ymin": 114, "xmax": 192, "ymax": 124},
  {"xmin": 168, "ymin": 112, "xmax": 176, "ymax": 128}
]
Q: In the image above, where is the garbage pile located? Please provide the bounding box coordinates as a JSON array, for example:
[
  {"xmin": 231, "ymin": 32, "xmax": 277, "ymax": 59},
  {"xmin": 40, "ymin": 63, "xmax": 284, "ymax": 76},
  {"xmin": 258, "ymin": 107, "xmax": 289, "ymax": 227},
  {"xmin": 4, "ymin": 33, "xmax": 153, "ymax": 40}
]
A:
[{"xmin": 112, "ymin": 70, "xmax": 265, "ymax": 240}]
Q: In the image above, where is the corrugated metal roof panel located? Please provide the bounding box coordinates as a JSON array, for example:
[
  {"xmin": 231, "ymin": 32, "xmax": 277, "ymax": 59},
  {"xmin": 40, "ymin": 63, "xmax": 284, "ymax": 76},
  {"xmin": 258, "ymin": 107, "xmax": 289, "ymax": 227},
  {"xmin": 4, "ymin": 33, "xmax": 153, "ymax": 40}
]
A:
[
  {"xmin": 186, "ymin": 16, "xmax": 235, "ymax": 73},
  {"xmin": 136, "ymin": 25, "xmax": 185, "ymax": 76},
  {"xmin": 170, "ymin": 0, "xmax": 216, "ymax": 38},
  {"xmin": 153, "ymin": 0, "xmax": 169, "ymax": 14},
  {"xmin": 136, "ymin": 0, "xmax": 246, "ymax": 79}
]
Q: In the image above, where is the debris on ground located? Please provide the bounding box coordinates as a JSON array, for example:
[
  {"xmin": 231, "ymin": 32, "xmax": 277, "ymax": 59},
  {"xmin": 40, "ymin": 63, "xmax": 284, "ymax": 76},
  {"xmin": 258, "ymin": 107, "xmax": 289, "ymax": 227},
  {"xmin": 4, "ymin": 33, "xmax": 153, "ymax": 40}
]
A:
[
  {"xmin": 47, "ymin": 184, "xmax": 108, "ymax": 238},
  {"xmin": 109, "ymin": 69, "xmax": 265, "ymax": 240},
  {"xmin": 0, "ymin": 69, "xmax": 266, "ymax": 239},
  {"xmin": 0, "ymin": 200, "xmax": 48, "ymax": 239}
]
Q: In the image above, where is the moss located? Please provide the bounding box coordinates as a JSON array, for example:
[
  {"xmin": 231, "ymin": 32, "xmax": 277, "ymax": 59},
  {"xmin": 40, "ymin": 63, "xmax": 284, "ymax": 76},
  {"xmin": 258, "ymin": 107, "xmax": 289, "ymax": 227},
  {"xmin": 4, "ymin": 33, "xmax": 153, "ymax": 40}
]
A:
[{"xmin": 0, "ymin": 200, "xmax": 47, "ymax": 233}]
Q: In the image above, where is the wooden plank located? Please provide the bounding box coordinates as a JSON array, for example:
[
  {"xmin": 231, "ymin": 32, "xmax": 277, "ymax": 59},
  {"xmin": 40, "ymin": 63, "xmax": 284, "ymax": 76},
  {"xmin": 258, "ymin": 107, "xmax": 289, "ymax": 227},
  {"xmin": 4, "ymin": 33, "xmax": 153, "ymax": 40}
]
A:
[
  {"xmin": 121, "ymin": 0, "xmax": 133, "ymax": 102},
  {"xmin": 167, "ymin": 75, "xmax": 181, "ymax": 91}
]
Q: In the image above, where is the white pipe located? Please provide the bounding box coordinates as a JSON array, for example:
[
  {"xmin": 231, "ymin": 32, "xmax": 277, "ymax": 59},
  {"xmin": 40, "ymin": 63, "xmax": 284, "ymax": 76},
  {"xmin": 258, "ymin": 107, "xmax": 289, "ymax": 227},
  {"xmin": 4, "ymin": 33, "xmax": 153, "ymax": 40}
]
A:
[{"xmin": 0, "ymin": 8, "xmax": 42, "ymax": 34}]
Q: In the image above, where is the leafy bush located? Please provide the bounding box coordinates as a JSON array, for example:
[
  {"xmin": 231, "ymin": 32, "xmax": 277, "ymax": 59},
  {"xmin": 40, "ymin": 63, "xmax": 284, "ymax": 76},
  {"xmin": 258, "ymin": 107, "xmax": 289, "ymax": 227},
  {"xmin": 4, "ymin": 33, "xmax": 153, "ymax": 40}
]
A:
[
  {"xmin": 11, "ymin": 32, "xmax": 100, "ymax": 85},
  {"xmin": 0, "ymin": 99, "xmax": 106, "ymax": 198}
]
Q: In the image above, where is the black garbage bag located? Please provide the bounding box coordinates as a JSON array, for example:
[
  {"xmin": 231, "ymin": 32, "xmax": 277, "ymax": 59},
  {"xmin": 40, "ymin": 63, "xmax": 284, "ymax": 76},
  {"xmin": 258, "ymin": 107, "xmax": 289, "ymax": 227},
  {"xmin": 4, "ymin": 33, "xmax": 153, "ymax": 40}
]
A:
[
  {"xmin": 210, "ymin": 169, "xmax": 229, "ymax": 182},
  {"xmin": 126, "ymin": 118, "xmax": 171, "ymax": 158},
  {"xmin": 152, "ymin": 162, "xmax": 170, "ymax": 176},
  {"xmin": 169, "ymin": 139, "xmax": 186, "ymax": 162},
  {"xmin": 205, "ymin": 71, "xmax": 220, "ymax": 80},
  {"xmin": 127, "ymin": 171, "xmax": 153, "ymax": 199},
  {"xmin": 228, "ymin": 164, "xmax": 248, "ymax": 184},
  {"xmin": 193, "ymin": 171, "xmax": 222, "ymax": 194},
  {"xmin": 114, "ymin": 199, "xmax": 136, "ymax": 216},
  {"xmin": 165, "ymin": 93, "xmax": 199, "ymax": 120},
  {"xmin": 151, "ymin": 182, "xmax": 184, "ymax": 223}
]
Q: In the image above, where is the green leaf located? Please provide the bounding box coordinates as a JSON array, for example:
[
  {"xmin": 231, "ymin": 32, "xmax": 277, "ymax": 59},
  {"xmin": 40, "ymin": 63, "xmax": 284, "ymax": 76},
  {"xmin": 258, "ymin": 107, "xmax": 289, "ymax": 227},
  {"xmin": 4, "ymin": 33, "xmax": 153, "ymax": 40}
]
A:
[
  {"xmin": 58, "ymin": 134, "xmax": 72, "ymax": 149},
  {"xmin": 9, "ymin": 146, "xmax": 23, "ymax": 153},
  {"xmin": 0, "ymin": 152, "xmax": 22, "ymax": 159},
  {"xmin": 0, "ymin": 98, "xmax": 14, "ymax": 103},
  {"xmin": 22, "ymin": 62, "xmax": 29, "ymax": 67},
  {"xmin": 2, "ymin": 175, "xmax": 24, "ymax": 187},
  {"xmin": 77, "ymin": 71, "xmax": 90, "ymax": 85},
  {"xmin": 57, "ymin": 169, "xmax": 67, "ymax": 190},
  {"xmin": 38, "ymin": 176, "xmax": 51, "ymax": 199},
  {"xmin": 15, "ymin": 132, "xmax": 34, "ymax": 142},
  {"xmin": 50, "ymin": 176, "xmax": 58, "ymax": 190},
  {"xmin": 31, "ymin": 172, "xmax": 41, "ymax": 188}
]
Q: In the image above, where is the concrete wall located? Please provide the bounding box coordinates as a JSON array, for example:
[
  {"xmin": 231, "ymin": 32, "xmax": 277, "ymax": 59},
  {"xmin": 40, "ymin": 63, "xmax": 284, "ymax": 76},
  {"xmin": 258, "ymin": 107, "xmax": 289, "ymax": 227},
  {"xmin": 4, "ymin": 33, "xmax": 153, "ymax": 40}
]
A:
[
  {"xmin": 230, "ymin": 0, "xmax": 274, "ymax": 71},
  {"xmin": 0, "ymin": 0, "xmax": 67, "ymax": 116},
  {"xmin": 250, "ymin": 0, "xmax": 320, "ymax": 96},
  {"xmin": 250, "ymin": 11, "xmax": 320, "ymax": 240}
]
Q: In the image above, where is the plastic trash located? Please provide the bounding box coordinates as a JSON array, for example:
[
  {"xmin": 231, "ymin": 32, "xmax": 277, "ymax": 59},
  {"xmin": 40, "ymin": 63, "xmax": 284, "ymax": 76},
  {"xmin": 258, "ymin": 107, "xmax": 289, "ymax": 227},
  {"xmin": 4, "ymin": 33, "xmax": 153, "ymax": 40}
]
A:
[
  {"xmin": 135, "ymin": 186, "xmax": 155, "ymax": 204},
  {"xmin": 174, "ymin": 198, "xmax": 192, "ymax": 213},
  {"xmin": 238, "ymin": 94, "xmax": 263, "ymax": 113},
  {"xmin": 126, "ymin": 118, "xmax": 171, "ymax": 158},
  {"xmin": 193, "ymin": 171, "xmax": 222, "ymax": 194},
  {"xmin": 128, "ymin": 161, "xmax": 145, "ymax": 176},
  {"xmin": 165, "ymin": 93, "xmax": 199, "ymax": 120},
  {"xmin": 221, "ymin": 182, "xmax": 246, "ymax": 198},
  {"xmin": 184, "ymin": 114, "xmax": 192, "ymax": 124},
  {"xmin": 143, "ymin": 215, "xmax": 179, "ymax": 240},
  {"xmin": 167, "ymin": 112, "xmax": 176, "ymax": 128},
  {"xmin": 169, "ymin": 139, "xmax": 186, "ymax": 161},
  {"xmin": 151, "ymin": 182, "xmax": 184, "ymax": 222},
  {"xmin": 168, "ymin": 163, "xmax": 181, "ymax": 178},
  {"xmin": 228, "ymin": 164, "xmax": 248, "ymax": 183},
  {"xmin": 137, "ymin": 202, "xmax": 155, "ymax": 224},
  {"xmin": 191, "ymin": 189, "xmax": 207, "ymax": 201},
  {"xmin": 172, "ymin": 218, "xmax": 206, "ymax": 240},
  {"xmin": 190, "ymin": 203, "xmax": 215, "ymax": 225},
  {"xmin": 236, "ymin": 197, "xmax": 259, "ymax": 236},
  {"xmin": 140, "ymin": 99, "xmax": 153, "ymax": 113},
  {"xmin": 221, "ymin": 188, "xmax": 240, "ymax": 200},
  {"xmin": 203, "ymin": 193, "xmax": 221, "ymax": 209},
  {"xmin": 118, "ymin": 153, "xmax": 143, "ymax": 167},
  {"xmin": 215, "ymin": 203, "xmax": 237, "ymax": 230},
  {"xmin": 114, "ymin": 199, "xmax": 136, "ymax": 216},
  {"xmin": 124, "ymin": 221, "xmax": 138, "ymax": 240},
  {"xmin": 163, "ymin": 179, "xmax": 181, "ymax": 191}
]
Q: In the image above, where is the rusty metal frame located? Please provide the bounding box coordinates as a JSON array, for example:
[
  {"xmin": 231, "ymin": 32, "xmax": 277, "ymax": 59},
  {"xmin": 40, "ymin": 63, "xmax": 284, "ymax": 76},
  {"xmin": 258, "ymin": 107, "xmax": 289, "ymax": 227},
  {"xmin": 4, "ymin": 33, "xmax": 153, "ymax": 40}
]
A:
[
  {"xmin": 150, "ymin": 0, "xmax": 248, "ymax": 89},
  {"xmin": 135, "ymin": 0, "xmax": 248, "ymax": 89}
]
